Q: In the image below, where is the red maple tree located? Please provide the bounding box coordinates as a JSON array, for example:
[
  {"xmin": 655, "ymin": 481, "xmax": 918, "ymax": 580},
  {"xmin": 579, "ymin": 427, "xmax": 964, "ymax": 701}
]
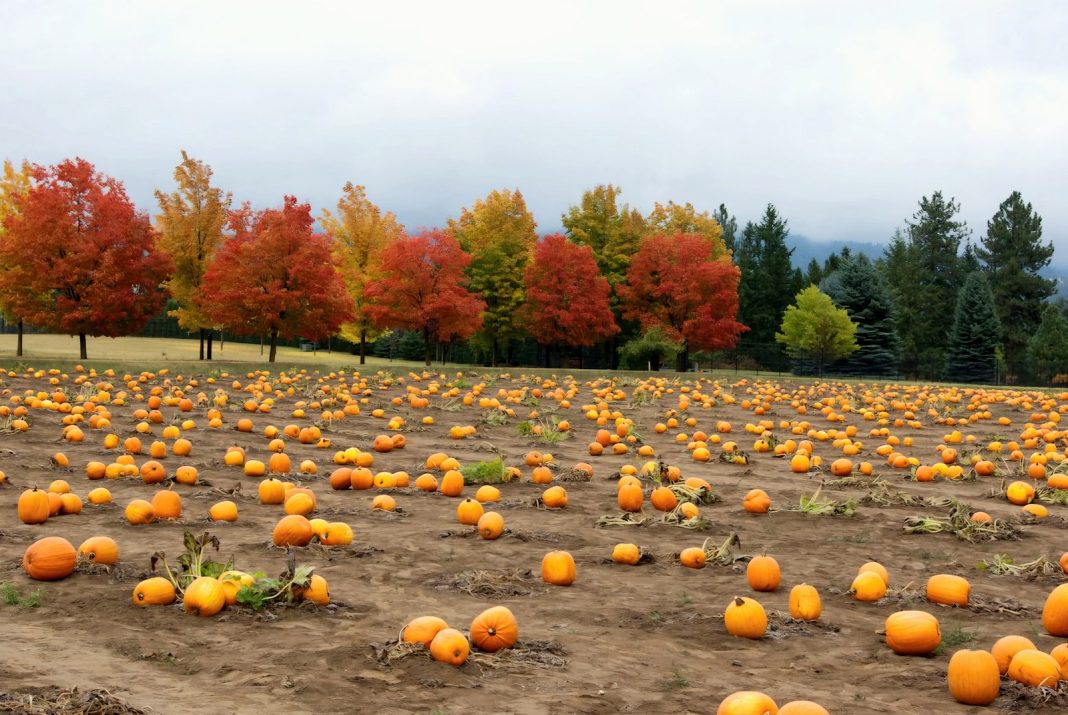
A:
[
  {"xmin": 198, "ymin": 196, "xmax": 353, "ymax": 362},
  {"xmin": 0, "ymin": 158, "xmax": 172, "ymax": 359},
  {"xmin": 522, "ymin": 233, "xmax": 618, "ymax": 364},
  {"xmin": 616, "ymin": 233, "xmax": 748, "ymax": 371},
  {"xmin": 365, "ymin": 230, "xmax": 485, "ymax": 365}
]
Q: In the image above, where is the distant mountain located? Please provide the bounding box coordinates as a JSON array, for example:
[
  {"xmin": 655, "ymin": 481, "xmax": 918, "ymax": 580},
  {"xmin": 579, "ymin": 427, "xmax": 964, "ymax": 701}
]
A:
[{"xmin": 786, "ymin": 234, "xmax": 887, "ymax": 270}]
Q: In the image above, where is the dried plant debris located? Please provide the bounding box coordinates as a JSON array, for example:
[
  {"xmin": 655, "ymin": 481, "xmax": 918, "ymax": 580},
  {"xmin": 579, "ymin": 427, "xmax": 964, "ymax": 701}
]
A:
[{"xmin": 0, "ymin": 686, "xmax": 146, "ymax": 715}]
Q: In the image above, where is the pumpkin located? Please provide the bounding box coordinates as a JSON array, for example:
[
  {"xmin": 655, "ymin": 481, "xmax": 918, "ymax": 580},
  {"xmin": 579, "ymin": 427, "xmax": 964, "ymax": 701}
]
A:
[
  {"xmin": 302, "ymin": 574, "xmax": 330, "ymax": 605},
  {"xmin": 440, "ymin": 469, "xmax": 464, "ymax": 497},
  {"xmin": 139, "ymin": 460, "xmax": 166, "ymax": 484},
  {"xmin": 541, "ymin": 550, "xmax": 576, "ymax": 586},
  {"xmin": 790, "ymin": 453, "xmax": 810, "ymax": 473},
  {"xmin": 857, "ymin": 561, "xmax": 889, "ymax": 585},
  {"xmin": 1053, "ymin": 642, "xmax": 1068, "ymax": 668},
  {"xmin": 59, "ymin": 493, "xmax": 83, "ymax": 515},
  {"xmin": 477, "ymin": 511, "xmax": 505, "ymax": 540},
  {"xmin": 172, "ymin": 438, "xmax": 192, "ymax": 456},
  {"xmin": 321, "ymin": 522, "xmax": 353, "ymax": 546},
  {"xmin": 209, "ymin": 500, "xmax": 239, "ymax": 522},
  {"xmin": 788, "ymin": 583, "xmax": 821, "ymax": 621},
  {"xmin": 17, "ymin": 487, "xmax": 50, "ymax": 525},
  {"xmin": 350, "ymin": 467, "xmax": 374, "ymax": 490},
  {"xmin": 284, "ymin": 491, "xmax": 315, "ymax": 516},
  {"xmin": 174, "ymin": 465, "xmax": 198, "ymax": 485},
  {"xmin": 328, "ymin": 467, "xmax": 353, "ymax": 490},
  {"xmin": 372, "ymin": 494, "xmax": 397, "ymax": 511},
  {"xmin": 455, "ymin": 497, "xmax": 484, "ymax": 525},
  {"xmin": 992, "ymin": 635, "xmax": 1037, "ymax": 673},
  {"xmin": 415, "ymin": 473, "xmax": 439, "ymax": 492},
  {"xmin": 48, "ymin": 479, "xmax": 71, "ymax": 494},
  {"xmin": 78, "ymin": 536, "xmax": 119, "ymax": 565},
  {"xmin": 470, "ymin": 605, "xmax": 519, "ymax": 652},
  {"xmin": 243, "ymin": 459, "xmax": 267, "ymax": 477},
  {"xmin": 429, "ymin": 627, "xmax": 470, "ymax": 666},
  {"xmin": 778, "ymin": 701, "xmax": 828, "ymax": 714},
  {"xmin": 724, "ymin": 596, "xmax": 767, "ymax": 639},
  {"xmin": 617, "ymin": 482, "xmax": 644, "ymax": 512},
  {"xmin": 746, "ymin": 555, "xmax": 781, "ymax": 592},
  {"xmin": 850, "ymin": 571, "xmax": 887, "ymax": 601},
  {"xmin": 151, "ymin": 490, "xmax": 182, "ymax": 520},
  {"xmin": 403, "ymin": 616, "xmax": 450, "ymax": 647},
  {"xmin": 219, "ymin": 570, "xmax": 256, "ymax": 605},
  {"xmin": 22, "ymin": 536, "xmax": 77, "ymax": 581},
  {"xmin": 258, "ymin": 478, "xmax": 287, "ymax": 504},
  {"xmin": 85, "ymin": 461, "xmax": 107, "ymax": 480},
  {"xmin": 1043, "ymin": 583, "xmax": 1068, "ymax": 636},
  {"xmin": 926, "ymin": 574, "xmax": 970, "ymax": 607},
  {"xmin": 884, "ymin": 610, "xmax": 940, "ymax": 655},
  {"xmin": 649, "ymin": 486, "xmax": 678, "ymax": 512},
  {"xmin": 679, "ymin": 547, "xmax": 706, "ymax": 569},
  {"xmin": 716, "ymin": 691, "xmax": 778, "ymax": 715},
  {"xmin": 47, "ymin": 492, "xmax": 63, "ymax": 515},
  {"xmin": 124, "ymin": 499, "xmax": 156, "ymax": 525},
  {"xmin": 183, "ymin": 576, "xmax": 226, "ymax": 617},
  {"xmin": 1007, "ymin": 649, "xmax": 1061, "ymax": 687},
  {"xmin": 87, "ymin": 487, "xmax": 112, "ymax": 505},
  {"xmin": 1005, "ymin": 480, "xmax": 1035, "ymax": 505},
  {"xmin": 273, "ymin": 514, "xmax": 314, "ymax": 546},
  {"xmin": 132, "ymin": 576, "xmax": 177, "ymax": 606},
  {"xmin": 743, "ymin": 488, "xmax": 771, "ymax": 514},
  {"xmin": 475, "ymin": 484, "xmax": 500, "ymax": 502},
  {"xmin": 531, "ymin": 466, "xmax": 553, "ymax": 484},
  {"xmin": 946, "ymin": 649, "xmax": 1001, "ymax": 705},
  {"xmin": 612, "ymin": 543, "xmax": 641, "ymax": 565},
  {"xmin": 541, "ymin": 486, "xmax": 568, "ymax": 508}
]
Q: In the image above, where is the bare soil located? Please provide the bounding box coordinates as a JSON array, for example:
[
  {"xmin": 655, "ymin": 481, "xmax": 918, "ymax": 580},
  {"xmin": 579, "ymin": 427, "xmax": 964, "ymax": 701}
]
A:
[{"xmin": 0, "ymin": 369, "xmax": 1065, "ymax": 714}]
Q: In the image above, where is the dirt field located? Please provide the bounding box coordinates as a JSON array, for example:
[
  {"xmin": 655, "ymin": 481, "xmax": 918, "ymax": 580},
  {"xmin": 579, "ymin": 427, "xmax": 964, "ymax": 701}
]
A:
[{"xmin": 0, "ymin": 367, "xmax": 1065, "ymax": 714}]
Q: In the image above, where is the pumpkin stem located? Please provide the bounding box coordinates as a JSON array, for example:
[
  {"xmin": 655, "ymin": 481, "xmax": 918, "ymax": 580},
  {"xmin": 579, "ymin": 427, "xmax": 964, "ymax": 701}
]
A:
[{"xmin": 734, "ymin": 597, "xmax": 746, "ymax": 607}]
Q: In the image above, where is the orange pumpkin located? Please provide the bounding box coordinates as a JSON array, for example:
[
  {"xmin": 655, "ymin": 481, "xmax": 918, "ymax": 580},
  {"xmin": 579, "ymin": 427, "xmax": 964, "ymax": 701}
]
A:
[
  {"xmin": 402, "ymin": 616, "xmax": 449, "ymax": 647},
  {"xmin": 209, "ymin": 500, "xmax": 239, "ymax": 522},
  {"xmin": 132, "ymin": 576, "xmax": 177, "ymax": 606},
  {"xmin": 541, "ymin": 550, "xmax": 576, "ymax": 586},
  {"xmin": 477, "ymin": 511, "xmax": 505, "ymax": 540},
  {"xmin": 124, "ymin": 499, "xmax": 156, "ymax": 525},
  {"xmin": 743, "ymin": 488, "xmax": 771, "ymax": 514},
  {"xmin": 788, "ymin": 583, "xmax": 821, "ymax": 621},
  {"xmin": 18, "ymin": 487, "xmax": 51, "ymax": 525},
  {"xmin": 272, "ymin": 514, "xmax": 314, "ymax": 547},
  {"xmin": 612, "ymin": 543, "xmax": 641, "ymax": 565},
  {"xmin": 992, "ymin": 635, "xmax": 1037, "ymax": 673},
  {"xmin": 440, "ymin": 469, "xmax": 464, "ymax": 497},
  {"xmin": 926, "ymin": 573, "xmax": 970, "ymax": 607},
  {"xmin": 140, "ymin": 460, "xmax": 166, "ymax": 484},
  {"xmin": 724, "ymin": 596, "xmax": 767, "ymax": 639},
  {"xmin": 716, "ymin": 691, "xmax": 778, "ymax": 715},
  {"xmin": 617, "ymin": 482, "xmax": 644, "ymax": 512},
  {"xmin": 947, "ymin": 649, "xmax": 1001, "ymax": 706},
  {"xmin": 1006, "ymin": 649, "xmax": 1061, "ymax": 687},
  {"xmin": 150, "ymin": 490, "xmax": 182, "ymax": 520},
  {"xmin": 746, "ymin": 555, "xmax": 781, "ymax": 592},
  {"xmin": 429, "ymin": 628, "xmax": 469, "ymax": 666},
  {"xmin": 469, "ymin": 605, "xmax": 519, "ymax": 653},
  {"xmin": 78, "ymin": 536, "xmax": 119, "ymax": 566},
  {"xmin": 1044, "ymin": 583, "xmax": 1068, "ymax": 636},
  {"xmin": 884, "ymin": 610, "xmax": 940, "ymax": 655},
  {"xmin": 22, "ymin": 536, "xmax": 77, "ymax": 581},
  {"xmin": 183, "ymin": 576, "xmax": 226, "ymax": 617}
]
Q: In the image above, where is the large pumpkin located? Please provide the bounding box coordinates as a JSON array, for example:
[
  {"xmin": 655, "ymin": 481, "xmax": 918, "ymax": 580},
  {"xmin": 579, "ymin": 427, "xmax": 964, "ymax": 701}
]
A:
[
  {"xmin": 470, "ymin": 605, "xmax": 519, "ymax": 652},
  {"xmin": 273, "ymin": 514, "xmax": 314, "ymax": 547},
  {"xmin": 1043, "ymin": 583, "xmax": 1068, "ymax": 636},
  {"xmin": 23, "ymin": 536, "xmax": 77, "ymax": 581},
  {"xmin": 617, "ymin": 482, "xmax": 644, "ymax": 512},
  {"xmin": 541, "ymin": 550, "xmax": 576, "ymax": 586},
  {"xmin": 746, "ymin": 555, "xmax": 781, "ymax": 592},
  {"xmin": 1006, "ymin": 649, "xmax": 1061, "ymax": 687},
  {"xmin": 885, "ymin": 610, "xmax": 940, "ymax": 655},
  {"xmin": 17, "ymin": 487, "xmax": 50, "ymax": 525},
  {"xmin": 724, "ymin": 596, "xmax": 767, "ymax": 639},
  {"xmin": 926, "ymin": 574, "xmax": 970, "ymax": 607},
  {"xmin": 183, "ymin": 576, "xmax": 226, "ymax": 617},
  {"xmin": 946, "ymin": 649, "xmax": 1000, "ymax": 705}
]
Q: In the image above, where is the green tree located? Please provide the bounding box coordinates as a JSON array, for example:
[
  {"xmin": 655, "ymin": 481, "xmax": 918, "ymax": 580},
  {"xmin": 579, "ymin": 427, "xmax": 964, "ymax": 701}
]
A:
[
  {"xmin": 804, "ymin": 258, "xmax": 822, "ymax": 287},
  {"xmin": 737, "ymin": 204, "xmax": 796, "ymax": 368},
  {"xmin": 712, "ymin": 204, "xmax": 738, "ymax": 255},
  {"xmin": 618, "ymin": 326, "xmax": 682, "ymax": 372},
  {"xmin": 977, "ymin": 191, "xmax": 1056, "ymax": 378},
  {"xmin": 823, "ymin": 253, "xmax": 900, "ymax": 376},
  {"xmin": 448, "ymin": 188, "xmax": 537, "ymax": 366},
  {"xmin": 944, "ymin": 272, "xmax": 1001, "ymax": 384},
  {"xmin": 1029, "ymin": 304, "xmax": 1068, "ymax": 384},
  {"xmin": 155, "ymin": 150, "xmax": 232, "ymax": 360},
  {"xmin": 320, "ymin": 182, "xmax": 405, "ymax": 364},
  {"xmin": 646, "ymin": 201, "xmax": 728, "ymax": 259},
  {"xmin": 775, "ymin": 286, "xmax": 858, "ymax": 378}
]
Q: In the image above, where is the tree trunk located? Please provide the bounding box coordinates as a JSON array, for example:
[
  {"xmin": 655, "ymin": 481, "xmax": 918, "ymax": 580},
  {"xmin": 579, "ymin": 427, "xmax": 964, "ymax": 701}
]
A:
[
  {"xmin": 676, "ymin": 341, "xmax": 689, "ymax": 373},
  {"xmin": 199, "ymin": 328, "xmax": 205, "ymax": 360},
  {"xmin": 79, "ymin": 333, "xmax": 87, "ymax": 360},
  {"xmin": 491, "ymin": 338, "xmax": 498, "ymax": 367},
  {"xmin": 576, "ymin": 345, "xmax": 582, "ymax": 369},
  {"xmin": 423, "ymin": 328, "xmax": 432, "ymax": 366},
  {"xmin": 207, "ymin": 331, "xmax": 214, "ymax": 360},
  {"xmin": 650, "ymin": 352, "xmax": 662, "ymax": 371},
  {"xmin": 359, "ymin": 330, "xmax": 366, "ymax": 365},
  {"xmin": 268, "ymin": 329, "xmax": 278, "ymax": 363},
  {"xmin": 16, "ymin": 320, "xmax": 23, "ymax": 357}
]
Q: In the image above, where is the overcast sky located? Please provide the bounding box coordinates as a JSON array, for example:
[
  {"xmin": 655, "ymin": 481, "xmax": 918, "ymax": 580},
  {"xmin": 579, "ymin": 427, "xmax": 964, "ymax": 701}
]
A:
[{"xmin": 2, "ymin": 1, "xmax": 1067, "ymax": 253}]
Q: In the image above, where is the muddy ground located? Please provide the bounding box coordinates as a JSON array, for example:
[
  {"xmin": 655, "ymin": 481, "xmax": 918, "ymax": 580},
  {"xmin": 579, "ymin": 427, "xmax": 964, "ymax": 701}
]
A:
[{"xmin": 0, "ymin": 368, "xmax": 1065, "ymax": 714}]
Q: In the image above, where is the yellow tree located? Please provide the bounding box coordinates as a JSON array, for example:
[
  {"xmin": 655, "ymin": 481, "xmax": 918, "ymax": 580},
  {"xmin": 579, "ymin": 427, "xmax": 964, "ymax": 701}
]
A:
[
  {"xmin": 447, "ymin": 188, "xmax": 537, "ymax": 366},
  {"xmin": 0, "ymin": 160, "xmax": 36, "ymax": 356},
  {"xmin": 646, "ymin": 201, "xmax": 729, "ymax": 259},
  {"xmin": 155, "ymin": 150, "xmax": 231, "ymax": 359},
  {"xmin": 320, "ymin": 182, "xmax": 404, "ymax": 363}
]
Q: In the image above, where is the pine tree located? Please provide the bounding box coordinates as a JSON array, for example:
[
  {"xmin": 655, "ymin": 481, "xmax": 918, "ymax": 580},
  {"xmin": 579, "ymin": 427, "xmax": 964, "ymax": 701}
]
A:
[
  {"xmin": 823, "ymin": 253, "xmax": 900, "ymax": 376},
  {"xmin": 712, "ymin": 204, "xmax": 738, "ymax": 255},
  {"xmin": 736, "ymin": 204, "xmax": 795, "ymax": 368},
  {"xmin": 1029, "ymin": 305, "xmax": 1068, "ymax": 384},
  {"xmin": 977, "ymin": 191, "xmax": 1056, "ymax": 378},
  {"xmin": 804, "ymin": 258, "xmax": 822, "ymax": 287},
  {"xmin": 945, "ymin": 272, "xmax": 1001, "ymax": 384}
]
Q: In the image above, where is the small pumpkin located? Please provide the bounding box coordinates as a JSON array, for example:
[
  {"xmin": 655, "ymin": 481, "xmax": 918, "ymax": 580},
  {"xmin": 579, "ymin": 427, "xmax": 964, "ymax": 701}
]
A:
[
  {"xmin": 329, "ymin": 467, "xmax": 353, "ymax": 490},
  {"xmin": 716, "ymin": 691, "xmax": 778, "ymax": 715},
  {"xmin": 371, "ymin": 494, "xmax": 397, "ymax": 511},
  {"xmin": 946, "ymin": 648, "xmax": 1001, "ymax": 705},
  {"xmin": 124, "ymin": 499, "xmax": 156, "ymax": 525},
  {"xmin": 258, "ymin": 478, "xmax": 287, "ymax": 504},
  {"xmin": 302, "ymin": 574, "xmax": 330, "ymax": 605},
  {"xmin": 474, "ymin": 484, "xmax": 500, "ymax": 502},
  {"xmin": 284, "ymin": 491, "xmax": 315, "ymax": 516},
  {"xmin": 679, "ymin": 547, "xmax": 706, "ymax": 569},
  {"xmin": 617, "ymin": 482, "xmax": 644, "ymax": 512},
  {"xmin": 992, "ymin": 634, "xmax": 1037, "ymax": 673},
  {"xmin": 415, "ymin": 473, "xmax": 439, "ymax": 492},
  {"xmin": 132, "ymin": 576, "xmax": 177, "ymax": 606},
  {"xmin": 612, "ymin": 543, "xmax": 641, "ymax": 565},
  {"xmin": 477, "ymin": 511, "xmax": 505, "ymax": 540},
  {"xmin": 321, "ymin": 522, "xmax": 354, "ymax": 546},
  {"xmin": 778, "ymin": 702, "xmax": 828, "ymax": 715},
  {"xmin": 1006, "ymin": 648, "xmax": 1061, "ymax": 687},
  {"xmin": 649, "ymin": 486, "xmax": 678, "ymax": 512},
  {"xmin": 402, "ymin": 616, "xmax": 449, "ymax": 647},
  {"xmin": 209, "ymin": 500, "xmax": 239, "ymax": 522},
  {"xmin": 541, "ymin": 486, "xmax": 568, "ymax": 508},
  {"xmin": 857, "ymin": 561, "xmax": 889, "ymax": 585},
  {"xmin": 429, "ymin": 627, "xmax": 470, "ymax": 666},
  {"xmin": 541, "ymin": 550, "xmax": 576, "ymax": 586},
  {"xmin": 1043, "ymin": 583, "xmax": 1068, "ymax": 636},
  {"xmin": 456, "ymin": 498, "xmax": 484, "ymax": 525},
  {"xmin": 788, "ymin": 583, "xmax": 821, "ymax": 621},
  {"xmin": 884, "ymin": 610, "xmax": 940, "ymax": 655},
  {"xmin": 151, "ymin": 490, "xmax": 182, "ymax": 520},
  {"xmin": 1005, "ymin": 480, "xmax": 1035, "ymax": 505},
  {"xmin": 78, "ymin": 536, "xmax": 119, "ymax": 566},
  {"xmin": 58, "ymin": 492, "xmax": 83, "ymax": 515},
  {"xmin": 724, "ymin": 596, "xmax": 768, "ymax": 639},
  {"xmin": 746, "ymin": 554, "xmax": 781, "ymax": 592},
  {"xmin": 218, "ymin": 570, "xmax": 256, "ymax": 605},
  {"xmin": 22, "ymin": 536, "xmax": 77, "ymax": 581},
  {"xmin": 742, "ymin": 488, "xmax": 771, "ymax": 514},
  {"xmin": 926, "ymin": 573, "xmax": 970, "ymax": 607},
  {"xmin": 17, "ymin": 487, "xmax": 50, "ymax": 525},
  {"xmin": 440, "ymin": 469, "xmax": 464, "ymax": 497},
  {"xmin": 850, "ymin": 571, "xmax": 887, "ymax": 601},
  {"xmin": 272, "ymin": 514, "xmax": 314, "ymax": 547},
  {"xmin": 139, "ymin": 460, "xmax": 166, "ymax": 484},
  {"xmin": 87, "ymin": 487, "xmax": 112, "ymax": 505},
  {"xmin": 183, "ymin": 576, "xmax": 226, "ymax": 617},
  {"xmin": 470, "ymin": 605, "xmax": 519, "ymax": 652}
]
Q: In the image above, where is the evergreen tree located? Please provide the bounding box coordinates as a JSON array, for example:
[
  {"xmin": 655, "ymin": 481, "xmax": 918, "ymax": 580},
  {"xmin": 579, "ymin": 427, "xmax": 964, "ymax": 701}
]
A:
[
  {"xmin": 1029, "ymin": 304, "xmax": 1068, "ymax": 384},
  {"xmin": 823, "ymin": 254, "xmax": 900, "ymax": 376},
  {"xmin": 945, "ymin": 272, "xmax": 1001, "ymax": 384},
  {"xmin": 712, "ymin": 204, "xmax": 738, "ymax": 255},
  {"xmin": 737, "ymin": 204, "xmax": 795, "ymax": 368},
  {"xmin": 804, "ymin": 258, "xmax": 822, "ymax": 287},
  {"xmin": 977, "ymin": 191, "xmax": 1056, "ymax": 378}
]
